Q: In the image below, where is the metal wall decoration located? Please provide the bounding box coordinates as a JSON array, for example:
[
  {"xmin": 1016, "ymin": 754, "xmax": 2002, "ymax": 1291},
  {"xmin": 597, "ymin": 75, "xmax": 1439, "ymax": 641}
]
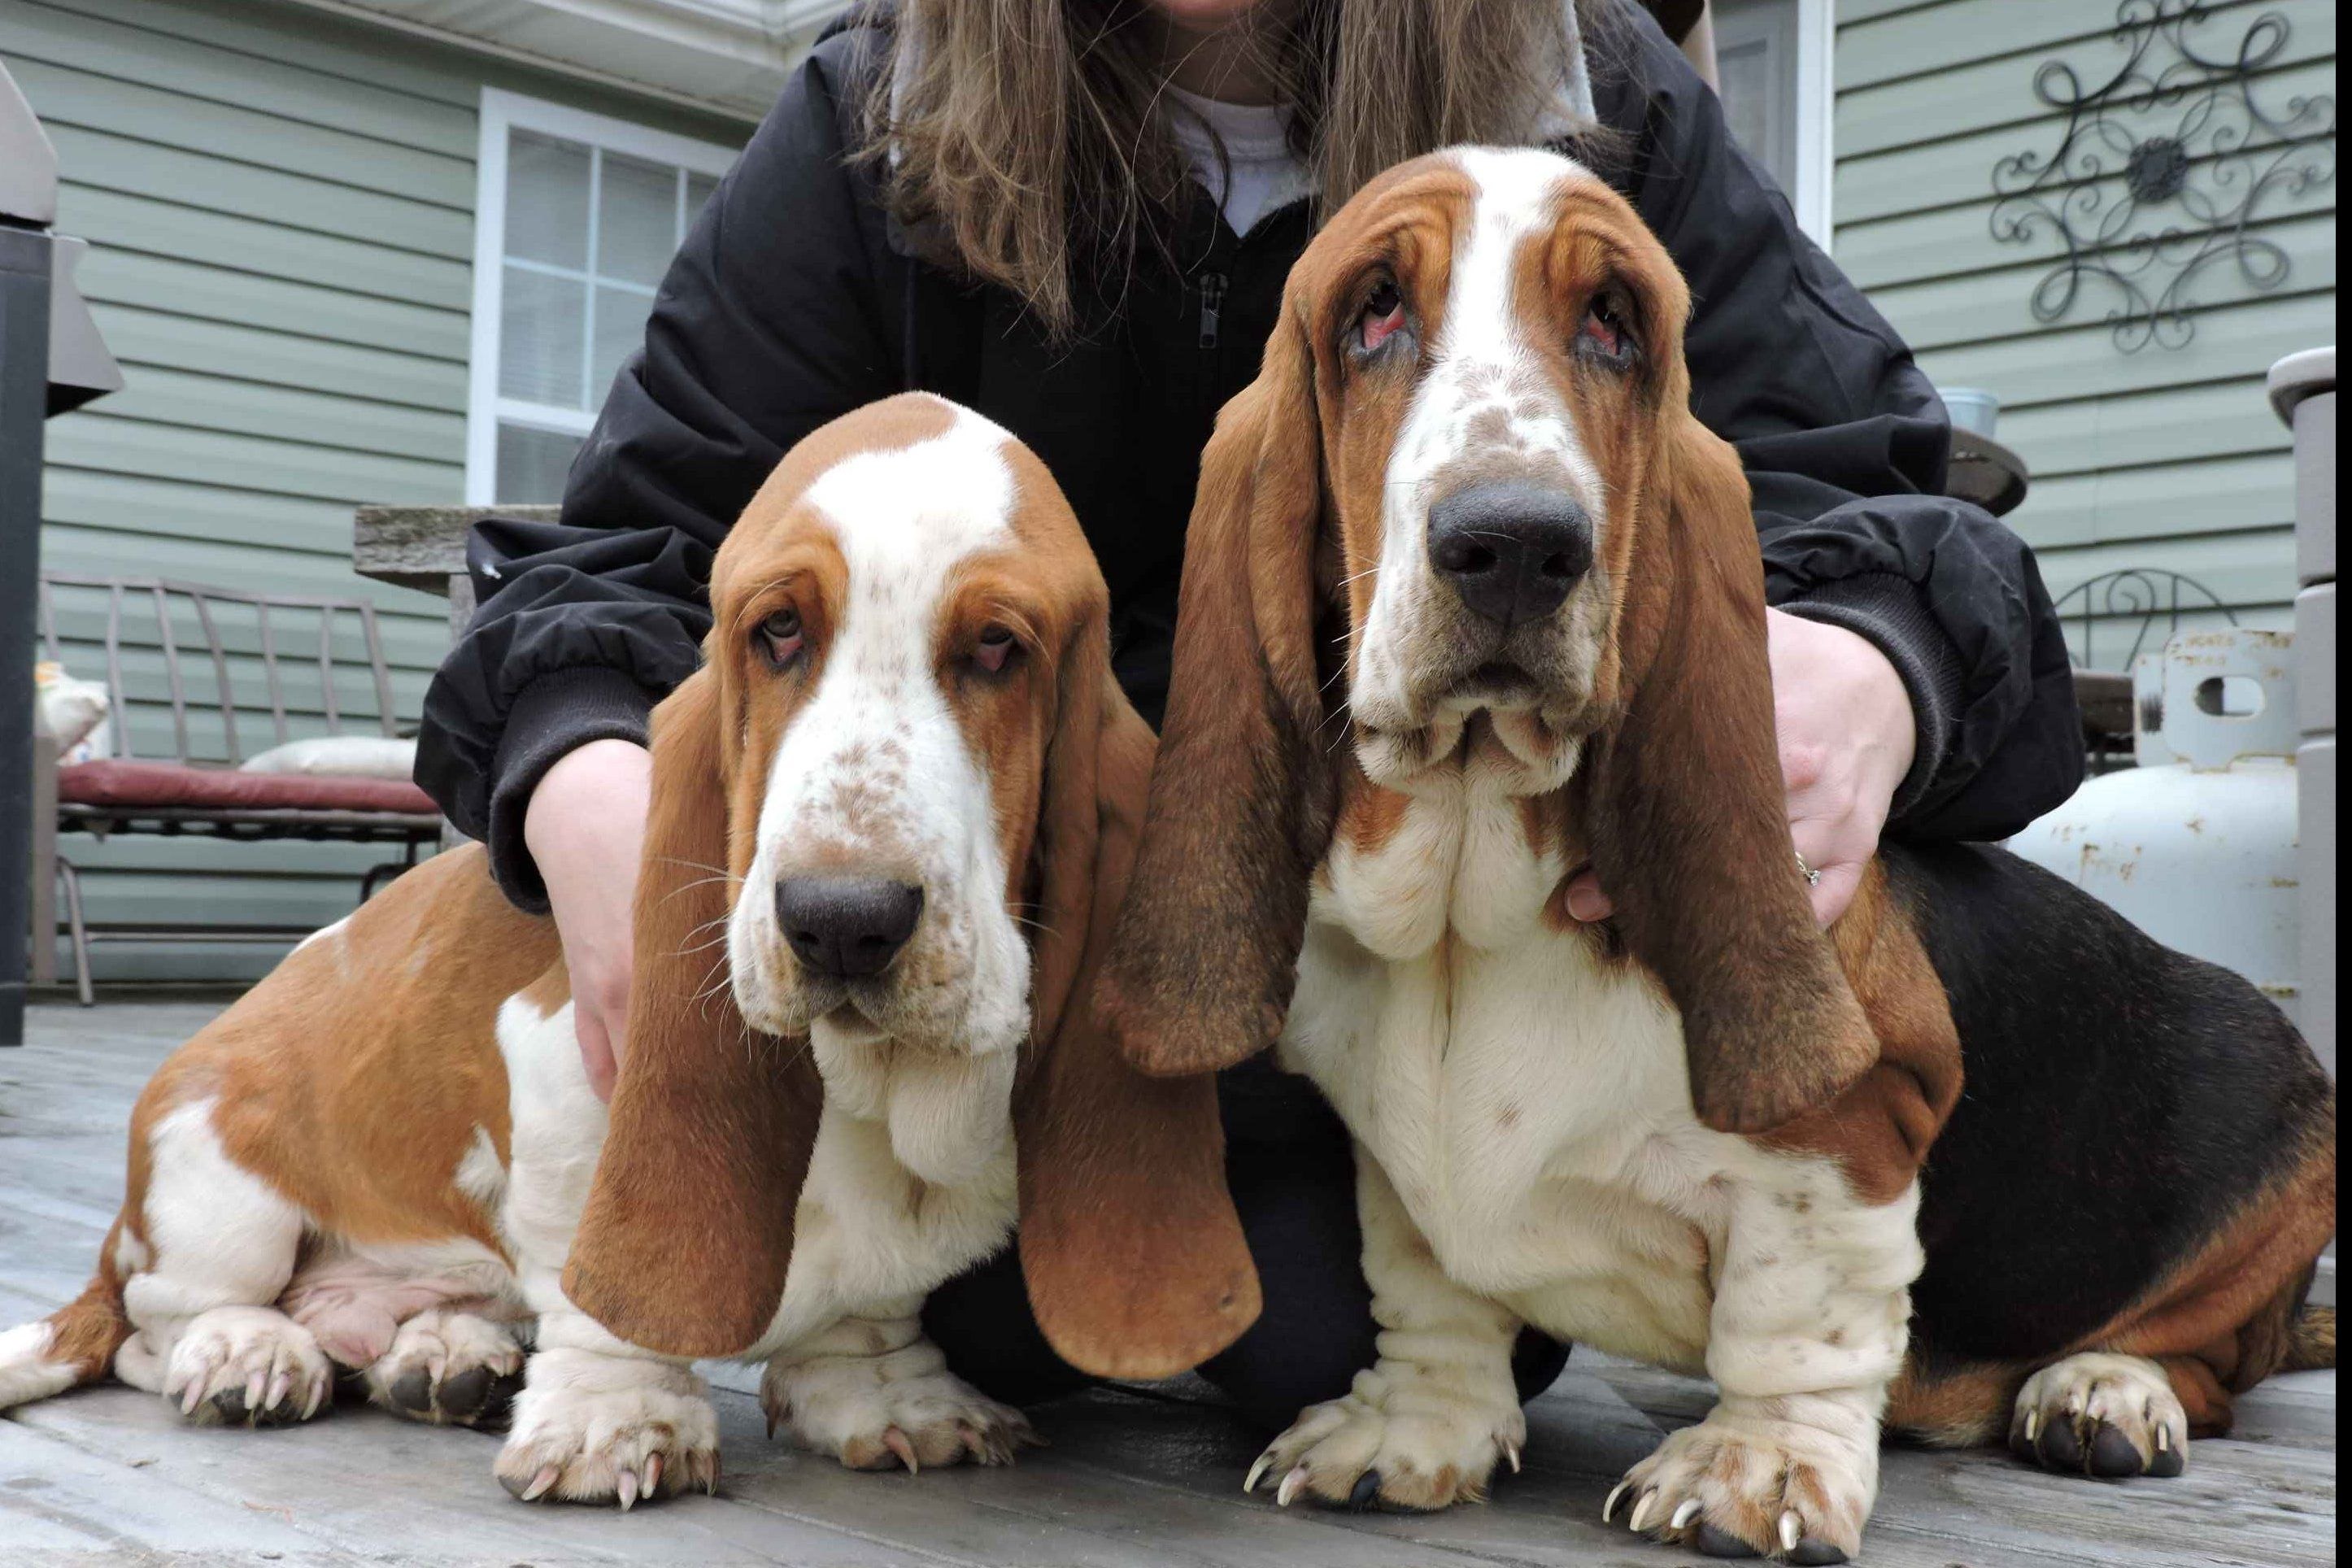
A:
[{"xmin": 1989, "ymin": 1, "xmax": 2334, "ymax": 352}]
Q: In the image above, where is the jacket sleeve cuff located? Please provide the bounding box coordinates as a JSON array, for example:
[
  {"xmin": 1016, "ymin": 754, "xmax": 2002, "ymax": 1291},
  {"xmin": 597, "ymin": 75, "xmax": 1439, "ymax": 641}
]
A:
[
  {"xmin": 485, "ymin": 666, "xmax": 658, "ymax": 912},
  {"xmin": 1775, "ymin": 572, "xmax": 1964, "ymax": 819}
]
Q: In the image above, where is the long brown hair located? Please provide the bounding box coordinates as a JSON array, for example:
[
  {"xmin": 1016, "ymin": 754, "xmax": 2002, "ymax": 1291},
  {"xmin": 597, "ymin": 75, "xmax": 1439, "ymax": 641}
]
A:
[{"xmin": 860, "ymin": 1, "xmax": 1616, "ymax": 333}]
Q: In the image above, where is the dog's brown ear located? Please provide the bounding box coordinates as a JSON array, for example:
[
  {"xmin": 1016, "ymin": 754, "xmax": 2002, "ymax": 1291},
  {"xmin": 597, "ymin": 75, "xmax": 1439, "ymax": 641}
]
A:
[
  {"xmin": 1015, "ymin": 621, "xmax": 1261, "ymax": 1379},
  {"xmin": 1097, "ymin": 308, "xmax": 1335, "ymax": 1078},
  {"xmin": 1579, "ymin": 413, "xmax": 1878, "ymax": 1135},
  {"xmin": 563, "ymin": 667, "xmax": 822, "ymax": 1357}
]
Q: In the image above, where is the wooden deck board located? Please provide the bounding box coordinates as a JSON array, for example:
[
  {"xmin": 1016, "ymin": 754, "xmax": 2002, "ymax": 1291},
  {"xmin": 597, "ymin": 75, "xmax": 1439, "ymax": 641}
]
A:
[{"xmin": 1, "ymin": 1001, "xmax": 2335, "ymax": 1566}]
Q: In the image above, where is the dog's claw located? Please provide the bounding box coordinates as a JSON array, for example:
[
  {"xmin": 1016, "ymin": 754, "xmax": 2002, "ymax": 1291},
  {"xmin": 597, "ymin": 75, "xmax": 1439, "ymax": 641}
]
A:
[
  {"xmin": 1672, "ymin": 1498, "xmax": 1702, "ymax": 1531},
  {"xmin": 522, "ymin": 1465, "xmax": 560, "ymax": 1502},
  {"xmin": 1629, "ymin": 1489, "xmax": 1659, "ymax": 1533},
  {"xmin": 1277, "ymin": 1466, "xmax": 1309, "ymax": 1508},
  {"xmin": 645, "ymin": 1453, "xmax": 664, "ymax": 1497},
  {"xmin": 1503, "ymin": 1440, "xmax": 1522, "ymax": 1474},
  {"xmin": 1602, "ymin": 1480, "xmax": 1631, "ymax": 1522},
  {"xmin": 617, "ymin": 1469, "xmax": 642, "ymax": 1511},
  {"xmin": 1779, "ymin": 1510, "xmax": 1801, "ymax": 1554},
  {"xmin": 1244, "ymin": 1454, "xmax": 1274, "ymax": 1495},
  {"xmin": 882, "ymin": 1426, "xmax": 920, "ymax": 1475}
]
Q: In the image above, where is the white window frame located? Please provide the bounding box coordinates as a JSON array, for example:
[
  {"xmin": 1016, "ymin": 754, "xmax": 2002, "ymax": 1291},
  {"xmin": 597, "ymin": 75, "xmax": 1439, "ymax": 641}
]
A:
[
  {"xmin": 1710, "ymin": 0, "xmax": 1836, "ymax": 252},
  {"xmin": 466, "ymin": 88, "xmax": 737, "ymax": 505},
  {"xmin": 1793, "ymin": 0, "xmax": 1835, "ymax": 251}
]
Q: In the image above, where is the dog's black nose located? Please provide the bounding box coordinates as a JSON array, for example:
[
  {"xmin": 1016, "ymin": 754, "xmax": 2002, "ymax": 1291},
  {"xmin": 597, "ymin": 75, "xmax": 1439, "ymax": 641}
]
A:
[
  {"xmin": 775, "ymin": 877, "xmax": 925, "ymax": 979},
  {"xmin": 1427, "ymin": 482, "xmax": 1593, "ymax": 628}
]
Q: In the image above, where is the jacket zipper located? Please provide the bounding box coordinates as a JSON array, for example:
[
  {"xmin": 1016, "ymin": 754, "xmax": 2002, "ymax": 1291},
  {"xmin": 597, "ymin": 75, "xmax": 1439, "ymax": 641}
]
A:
[{"xmin": 1197, "ymin": 271, "xmax": 1227, "ymax": 350}]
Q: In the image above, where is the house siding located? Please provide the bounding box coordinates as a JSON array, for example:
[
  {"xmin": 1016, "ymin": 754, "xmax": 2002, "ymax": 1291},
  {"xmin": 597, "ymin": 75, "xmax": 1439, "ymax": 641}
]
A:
[
  {"xmin": 1832, "ymin": 0, "xmax": 2337, "ymax": 656},
  {"xmin": 10, "ymin": 0, "xmax": 748, "ymax": 979}
]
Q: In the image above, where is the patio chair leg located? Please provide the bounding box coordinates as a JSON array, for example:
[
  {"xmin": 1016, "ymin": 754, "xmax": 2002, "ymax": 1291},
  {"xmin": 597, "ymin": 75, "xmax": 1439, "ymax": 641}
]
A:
[{"xmin": 55, "ymin": 856, "xmax": 94, "ymax": 1008}]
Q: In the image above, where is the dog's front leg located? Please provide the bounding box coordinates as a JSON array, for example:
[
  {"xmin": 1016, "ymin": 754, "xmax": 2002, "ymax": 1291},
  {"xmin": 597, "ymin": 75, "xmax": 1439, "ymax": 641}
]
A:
[
  {"xmin": 1608, "ymin": 1165, "xmax": 1922, "ymax": 1565},
  {"xmin": 1252, "ymin": 1145, "xmax": 1528, "ymax": 1511},
  {"xmin": 758, "ymin": 1295, "xmax": 1035, "ymax": 1472},
  {"xmin": 493, "ymin": 996, "xmax": 721, "ymax": 1508}
]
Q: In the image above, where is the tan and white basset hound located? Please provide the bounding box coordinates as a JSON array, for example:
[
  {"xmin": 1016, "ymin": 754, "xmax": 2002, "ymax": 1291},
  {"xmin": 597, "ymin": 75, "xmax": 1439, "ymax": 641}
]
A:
[
  {"xmin": 1099, "ymin": 148, "xmax": 2336, "ymax": 1562},
  {"xmin": 0, "ymin": 394, "xmax": 1258, "ymax": 1506}
]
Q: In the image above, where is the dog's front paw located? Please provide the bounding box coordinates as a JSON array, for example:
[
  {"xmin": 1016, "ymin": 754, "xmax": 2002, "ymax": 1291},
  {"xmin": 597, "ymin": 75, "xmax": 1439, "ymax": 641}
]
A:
[
  {"xmin": 761, "ymin": 1346, "xmax": 1037, "ymax": 1473},
  {"xmin": 495, "ymin": 1350, "xmax": 719, "ymax": 1508},
  {"xmin": 364, "ymin": 1307, "xmax": 525, "ymax": 1428},
  {"xmin": 1247, "ymin": 1365, "xmax": 1525, "ymax": 1513},
  {"xmin": 2009, "ymin": 1352, "xmax": 2188, "ymax": 1479},
  {"xmin": 1605, "ymin": 1403, "xmax": 1872, "ymax": 1563},
  {"xmin": 163, "ymin": 1306, "xmax": 333, "ymax": 1427}
]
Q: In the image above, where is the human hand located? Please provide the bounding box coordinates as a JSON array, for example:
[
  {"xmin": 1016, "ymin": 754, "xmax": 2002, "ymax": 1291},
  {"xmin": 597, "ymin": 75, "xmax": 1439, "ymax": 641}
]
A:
[
  {"xmin": 525, "ymin": 738, "xmax": 653, "ymax": 1101},
  {"xmin": 1561, "ymin": 608, "xmax": 1915, "ymax": 929}
]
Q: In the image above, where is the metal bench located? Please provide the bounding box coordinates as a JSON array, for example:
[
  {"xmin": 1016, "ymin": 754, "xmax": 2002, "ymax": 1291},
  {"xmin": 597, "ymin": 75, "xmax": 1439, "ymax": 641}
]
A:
[{"xmin": 30, "ymin": 574, "xmax": 442, "ymax": 1004}]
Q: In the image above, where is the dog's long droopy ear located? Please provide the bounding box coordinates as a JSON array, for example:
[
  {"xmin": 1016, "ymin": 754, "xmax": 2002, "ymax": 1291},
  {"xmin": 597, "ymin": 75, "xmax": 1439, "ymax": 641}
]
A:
[
  {"xmin": 1016, "ymin": 629, "xmax": 1261, "ymax": 1379},
  {"xmin": 1098, "ymin": 310, "xmax": 1334, "ymax": 1078},
  {"xmin": 1581, "ymin": 415, "xmax": 1878, "ymax": 1135},
  {"xmin": 563, "ymin": 667, "xmax": 822, "ymax": 1357}
]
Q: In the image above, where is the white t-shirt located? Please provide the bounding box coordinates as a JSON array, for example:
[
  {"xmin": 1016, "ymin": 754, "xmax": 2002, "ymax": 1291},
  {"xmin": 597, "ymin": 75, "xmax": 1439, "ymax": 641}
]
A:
[{"xmin": 1165, "ymin": 85, "xmax": 1313, "ymax": 237}]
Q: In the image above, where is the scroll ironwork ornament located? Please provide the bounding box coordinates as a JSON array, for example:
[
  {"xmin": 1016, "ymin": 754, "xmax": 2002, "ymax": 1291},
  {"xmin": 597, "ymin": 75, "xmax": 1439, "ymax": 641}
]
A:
[{"xmin": 1989, "ymin": 1, "xmax": 2334, "ymax": 352}]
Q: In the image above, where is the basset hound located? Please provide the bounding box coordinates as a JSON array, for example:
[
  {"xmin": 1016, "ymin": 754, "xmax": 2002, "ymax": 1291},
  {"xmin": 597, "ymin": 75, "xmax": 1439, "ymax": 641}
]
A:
[
  {"xmin": 1098, "ymin": 148, "xmax": 2336, "ymax": 1562},
  {"xmin": 0, "ymin": 394, "xmax": 1259, "ymax": 1506}
]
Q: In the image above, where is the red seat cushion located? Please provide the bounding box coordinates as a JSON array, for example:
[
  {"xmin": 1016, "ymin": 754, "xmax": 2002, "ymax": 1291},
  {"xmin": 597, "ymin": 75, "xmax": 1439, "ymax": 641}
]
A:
[{"xmin": 58, "ymin": 759, "xmax": 438, "ymax": 816}]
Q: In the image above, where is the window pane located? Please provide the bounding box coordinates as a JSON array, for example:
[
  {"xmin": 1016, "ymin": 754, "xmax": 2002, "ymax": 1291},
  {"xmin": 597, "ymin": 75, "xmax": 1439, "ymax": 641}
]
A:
[
  {"xmin": 506, "ymin": 131, "xmax": 590, "ymax": 269},
  {"xmin": 500, "ymin": 264, "xmax": 586, "ymax": 407},
  {"xmin": 590, "ymin": 285, "xmax": 653, "ymax": 405},
  {"xmin": 599, "ymin": 151, "xmax": 680, "ymax": 286},
  {"xmin": 686, "ymin": 172, "xmax": 720, "ymax": 230},
  {"xmin": 495, "ymin": 421, "xmax": 586, "ymax": 504}
]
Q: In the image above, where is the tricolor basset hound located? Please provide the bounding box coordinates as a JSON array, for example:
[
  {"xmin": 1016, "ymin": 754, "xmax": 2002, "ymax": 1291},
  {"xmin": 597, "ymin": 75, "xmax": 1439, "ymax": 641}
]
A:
[
  {"xmin": 1098, "ymin": 148, "xmax": 2336, "ymax": 1562},
  {"xmin": 0, "ymin": 394, "xmax": 1258, "ymax": 1506}
]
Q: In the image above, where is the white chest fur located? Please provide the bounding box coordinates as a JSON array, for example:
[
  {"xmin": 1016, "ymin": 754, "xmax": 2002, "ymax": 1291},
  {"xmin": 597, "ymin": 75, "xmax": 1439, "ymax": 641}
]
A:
[{"xmin": 1280, "ymin": 768, "xmax": 1884, "ymax": 1376}]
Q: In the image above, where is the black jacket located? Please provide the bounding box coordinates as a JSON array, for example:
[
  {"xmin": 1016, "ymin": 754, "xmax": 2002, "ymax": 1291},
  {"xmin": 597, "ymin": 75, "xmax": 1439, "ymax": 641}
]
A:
[{"xmin": 418, "ymin": 2, "xmax": 2083, "ymax": 912}]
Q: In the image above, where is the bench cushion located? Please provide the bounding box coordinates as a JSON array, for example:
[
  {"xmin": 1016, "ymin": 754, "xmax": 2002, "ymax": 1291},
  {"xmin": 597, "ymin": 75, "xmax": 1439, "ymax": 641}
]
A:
[{"xmin": 58, "ymin": 759, "xmax": 438, "ymax": 816}]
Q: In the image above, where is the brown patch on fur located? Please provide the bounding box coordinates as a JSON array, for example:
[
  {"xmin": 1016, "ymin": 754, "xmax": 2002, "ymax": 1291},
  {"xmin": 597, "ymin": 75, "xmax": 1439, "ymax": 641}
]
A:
[
  {"xmin": 146, "ymin": 844, "xmax": 555, "ymax": 1257},
  {"xmin": 1341, "ymin": 781, "xmax": 1412, "ymax": 856},
  {"xmin": 1884, "ymin": 1360, "xmax": 2027, "ymax": 1448},
  {"xmin": 1760, "ymin": 863, "xmax": 1962, "ymax": 1204}
]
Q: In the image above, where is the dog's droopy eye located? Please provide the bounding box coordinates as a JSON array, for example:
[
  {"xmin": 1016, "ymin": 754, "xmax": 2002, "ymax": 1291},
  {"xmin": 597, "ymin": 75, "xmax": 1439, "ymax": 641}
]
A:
[
  {"xmin": 1361, "ymin": 279, "xmax": 1406, "ymax": 351},
  {"xmin": 974, "ymin": 625, "xmax": 1021, "ymax": 675},
  {"xmin": 758, "ymin": 608, "xmax": 804, "ymax": 668},
  {"xmin": 1580, "ymin": 292, "xmax": 1631, "ymax": 362}
]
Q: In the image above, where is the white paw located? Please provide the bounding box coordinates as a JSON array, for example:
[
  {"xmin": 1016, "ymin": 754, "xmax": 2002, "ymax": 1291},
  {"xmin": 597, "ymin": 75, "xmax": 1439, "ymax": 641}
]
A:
[
  {"xmin": 494, "ymin": 1349, "xmax": 720, "ymax": 1508},
  {"xmin": 364, "ymin": 1308, "xmax": 525, "ymax": 1427},
  {"xmin": 1605, "ymin": 1402, "xmax": 1873, "ymax": 1564},
  {"xmin": 761, "ymin": 1344, "xmax": 1037, "ymax": 1472},
  {"xmin": 162, "ymin": 1306, "xmax": 333, "ymax": 1427},
  {"xmin": 2010, "ymin": 1352, "xmax": 2188, "ymax": 1479},
  {"xmin": 1247, "ymin": 1362, "xmax": 1524, "ymax": 1512}
]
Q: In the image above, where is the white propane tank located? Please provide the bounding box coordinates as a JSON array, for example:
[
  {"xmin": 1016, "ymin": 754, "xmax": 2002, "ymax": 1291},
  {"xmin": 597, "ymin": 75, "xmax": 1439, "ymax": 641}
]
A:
[{"xmin": 2008, "ymin": 629, "xmax": 2301, "ymax": 1020}]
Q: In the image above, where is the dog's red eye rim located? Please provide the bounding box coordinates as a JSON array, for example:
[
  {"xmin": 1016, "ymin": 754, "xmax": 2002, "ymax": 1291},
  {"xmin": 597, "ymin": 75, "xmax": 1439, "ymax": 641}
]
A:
[
  {"xmin": 1360, "ymin": 280, "xmax": 1406, "ymax": 351},
  {"xmin": 758, "ymin": 608, "xmax": 804, "ymax": 667},
  {"xmin": 1581, "ymin": 295, "xmax": 1626, "ymax": 358},
  {"xmin": 973, "ymin": 625, "xmax": 1020, "ymax": 674}
]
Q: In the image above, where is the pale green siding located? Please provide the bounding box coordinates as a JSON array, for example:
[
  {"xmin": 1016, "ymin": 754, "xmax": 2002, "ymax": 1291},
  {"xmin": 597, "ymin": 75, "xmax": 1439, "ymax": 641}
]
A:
[
  {"xmin": 1833, "ymin": 0, "xmax": 2336, "ymax": 651},
  {"xmin": 10, "ymin": 0, "xmax": 747, "ymax": 979}
]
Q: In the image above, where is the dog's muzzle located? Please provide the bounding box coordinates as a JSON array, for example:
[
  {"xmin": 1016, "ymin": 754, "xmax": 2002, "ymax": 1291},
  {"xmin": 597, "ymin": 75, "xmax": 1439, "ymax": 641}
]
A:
[
  {"xmin": 1427, "ymin": 481, "xmax": 1593, "ymax": 630},
  {"xmin": 775, "ymin": 876, "xmax": 925, "ymax": 980}
]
